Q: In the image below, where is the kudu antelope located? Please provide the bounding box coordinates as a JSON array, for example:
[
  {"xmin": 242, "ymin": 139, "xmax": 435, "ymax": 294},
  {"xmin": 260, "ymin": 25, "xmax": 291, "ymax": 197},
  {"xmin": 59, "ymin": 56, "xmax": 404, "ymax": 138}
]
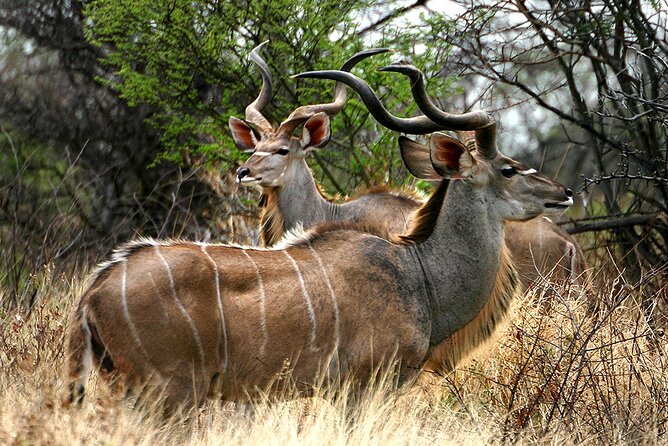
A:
[
  {"xmin": 230, "ymin": 44, "xmax": 418, "ymax": 246},
  {"xmin": 294, "ymin": 62, "xmax": 588, "ymax": 288},
  {"xmin": 295, "ymin": 65, "xmax": 576, "ymax": 372},
  {"xmin": 65, "ymin": 60, "xmax": 573, "ymax": 411},
  {"xmin": 505, "ymin": 217, "xmax": 588, "ymax": 287}
]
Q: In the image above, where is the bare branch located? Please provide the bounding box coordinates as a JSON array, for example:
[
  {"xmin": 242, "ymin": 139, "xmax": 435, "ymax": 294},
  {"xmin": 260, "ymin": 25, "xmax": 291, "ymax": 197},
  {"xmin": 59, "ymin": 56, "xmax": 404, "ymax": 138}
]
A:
[{"xmin": 562, "ymin": 213, "xmax": 666, "ymax": 234}]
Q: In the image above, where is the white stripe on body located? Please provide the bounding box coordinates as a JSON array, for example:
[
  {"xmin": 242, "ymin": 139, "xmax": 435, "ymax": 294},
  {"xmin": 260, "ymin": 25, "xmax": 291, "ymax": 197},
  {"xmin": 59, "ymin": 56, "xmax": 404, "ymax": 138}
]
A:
[
  {"xmin": 200, "ymin": 245, "xmax": 229, "ymax": 373},
  {"xmin": 80, "ymin": 304, "xmax": 93, "ymax": 385},
  {"xmin": 307, "ymin": 243, "xmax": 340, "ymax": 349},
  {"xmin": 241, "ymin": 250, "xmax": 268, "ymax": 356},
  {"xmin": 120, "ymin": 259, "xmax": 157, "ymax": 369},
  {"xmin": 283, "ymin": 249, "xmax": 318, "ymax": 352},
  {"xmin": 155, "ymin": 246, "xmax": 207, "ymax": 367},
  {"xmin": 566, "ymin": 242, "xmax": 576, "ymax": 278},
  {"xmin": 535, "ymin": 219, "xmax": 545, "ymax": 271}
]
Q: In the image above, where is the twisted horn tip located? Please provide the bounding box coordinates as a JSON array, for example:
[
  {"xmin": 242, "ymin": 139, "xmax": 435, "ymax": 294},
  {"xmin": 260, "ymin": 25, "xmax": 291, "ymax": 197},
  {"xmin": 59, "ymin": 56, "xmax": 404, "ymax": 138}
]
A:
[
  {"xmin": 250, "ymin": 40, "xmax": 270, "ymax": 55},
  {"xmin": 355, "ymin": 47, "xmax": 393, "ymax": 57},
  {"xmin": 290, "ymin": 71, "xmax": 320, "ymax": 79},
  {"xmin": 377, "ymin": 64, "xmax": 422, "ymax": 74}
]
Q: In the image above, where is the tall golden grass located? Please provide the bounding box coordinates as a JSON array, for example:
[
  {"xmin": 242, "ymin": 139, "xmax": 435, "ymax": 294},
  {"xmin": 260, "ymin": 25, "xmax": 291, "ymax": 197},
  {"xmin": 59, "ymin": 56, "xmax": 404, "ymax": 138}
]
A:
[{"xmin": 0, "ymin": 260, "xmax": 666, "ymax": 445}]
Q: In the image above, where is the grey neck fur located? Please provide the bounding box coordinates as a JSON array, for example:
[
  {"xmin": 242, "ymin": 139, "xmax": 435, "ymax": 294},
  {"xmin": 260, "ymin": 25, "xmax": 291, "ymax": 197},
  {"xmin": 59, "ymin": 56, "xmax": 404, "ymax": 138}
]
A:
[
  {"xmin": 403, "ymin": 180, "xmax": 507, "ymax": 346},
  {"xmin": 276, "ymin": 158, "xmax": 337, "ymax": 231}
]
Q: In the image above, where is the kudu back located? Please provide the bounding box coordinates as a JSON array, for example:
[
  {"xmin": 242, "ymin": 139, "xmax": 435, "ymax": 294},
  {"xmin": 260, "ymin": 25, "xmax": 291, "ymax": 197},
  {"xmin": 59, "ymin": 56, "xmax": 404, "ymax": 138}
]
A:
[{"xmin": 66, "ymin": 56, "xmax": 574, "ymax": 412}]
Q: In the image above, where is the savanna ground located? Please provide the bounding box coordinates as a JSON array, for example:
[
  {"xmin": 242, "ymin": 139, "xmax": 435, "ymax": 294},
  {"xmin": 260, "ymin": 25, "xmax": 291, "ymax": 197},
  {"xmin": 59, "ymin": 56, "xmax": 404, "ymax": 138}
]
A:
[{"xmin": 1, "ymin": 249, "xmax": 666, "ymax": 445}]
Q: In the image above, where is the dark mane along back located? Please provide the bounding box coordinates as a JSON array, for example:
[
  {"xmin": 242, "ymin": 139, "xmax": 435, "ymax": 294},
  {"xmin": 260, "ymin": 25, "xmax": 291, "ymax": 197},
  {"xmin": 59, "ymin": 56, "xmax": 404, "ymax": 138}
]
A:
[
  {"xmin": 280, "ymin": 176, "xmax": 444, "ymax": 248},
  {"xmin": 395, "ymin": 180, "xmax": 449, "ymax": 245},
  {"xmin": 279, "ymin": 219, "xmax": 398, "ymax": 248},
  {"xmin": 93, "ymin": 237, "xmax": 165, "ymax": 277},
  {"xmin": 352, "ymin": 185, "xmax": 422, "ymax": 204}
]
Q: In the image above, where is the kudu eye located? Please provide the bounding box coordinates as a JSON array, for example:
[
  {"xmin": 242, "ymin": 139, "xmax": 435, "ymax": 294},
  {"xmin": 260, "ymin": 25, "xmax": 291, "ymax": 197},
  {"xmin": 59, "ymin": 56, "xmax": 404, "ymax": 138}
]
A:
[
  {"xmin": 501, "ymin": 167, "xmax": 516, "ymax": 178},
  {"xmin": 276, "ymin": 148, "xmax": 290, "ymax": 156}
]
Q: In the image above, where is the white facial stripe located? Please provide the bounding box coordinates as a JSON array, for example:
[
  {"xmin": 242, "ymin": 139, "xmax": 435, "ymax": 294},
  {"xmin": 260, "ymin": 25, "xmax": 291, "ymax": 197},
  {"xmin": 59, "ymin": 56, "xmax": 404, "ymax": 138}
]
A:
[
  {"xmin": 242, "ymin": 250, "xmax": 268, "ymax": 356},
  {"xmin": 307, "ymin": 243, "xmax": 339, "ymax": 350},
  {"xmin": 518, "ymin": 168, "xmax": 537, "ymax": 175},
  {"xmin": 251, "ymin": 151, "xmax": 273, "ymax": 157},
  {"xmin": 155, "ymin": 246, "xmax": 206, "ymax": 367},
  {"xmin": 200, "ymin": 245, "xmax": 229, "ymax": 372},
  {"xmin": 238, "ymin": 176, "xmax": 259, "ymax": 183},
  {"xmin": 283, "ymin": 250, "xmax": 318, "ymax": 352}
]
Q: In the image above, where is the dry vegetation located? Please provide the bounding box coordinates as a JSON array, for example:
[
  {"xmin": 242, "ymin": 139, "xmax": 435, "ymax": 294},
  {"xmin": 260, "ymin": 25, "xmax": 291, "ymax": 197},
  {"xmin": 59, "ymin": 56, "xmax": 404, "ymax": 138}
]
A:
[
  {"xmin": 1, "ymin": 2, "xmax": 666, "ymax": 444},
  {"xmin": 0, "ymin": 254, "xmax": 666, "ymax": 445}
]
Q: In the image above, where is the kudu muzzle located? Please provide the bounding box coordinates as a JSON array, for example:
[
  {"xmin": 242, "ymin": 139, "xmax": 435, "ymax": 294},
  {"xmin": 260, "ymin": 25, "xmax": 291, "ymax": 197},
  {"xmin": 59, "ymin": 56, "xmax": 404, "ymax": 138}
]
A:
[{"xmin": 236, "ymin": 166, "xmax": 252, "ymax": 182}]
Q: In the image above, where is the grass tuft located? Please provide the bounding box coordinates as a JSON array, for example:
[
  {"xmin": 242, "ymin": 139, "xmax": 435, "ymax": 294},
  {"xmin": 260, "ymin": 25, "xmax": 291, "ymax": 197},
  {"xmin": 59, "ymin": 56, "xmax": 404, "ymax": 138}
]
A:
[{"xmin": 0, "ymin": 261, "xmax": 666, "ymax": 444}]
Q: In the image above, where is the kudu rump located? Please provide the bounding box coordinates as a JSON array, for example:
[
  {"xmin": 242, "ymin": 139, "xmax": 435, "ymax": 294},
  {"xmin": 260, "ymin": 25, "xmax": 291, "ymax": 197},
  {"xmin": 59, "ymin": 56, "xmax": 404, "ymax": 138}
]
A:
[
  {"xmin": 234, "ymin": 44, "xmax": 586, "ymax": 286},
  {"xmin": 66, "ymin": 53, "xmax": 573, "ymax": 411}
]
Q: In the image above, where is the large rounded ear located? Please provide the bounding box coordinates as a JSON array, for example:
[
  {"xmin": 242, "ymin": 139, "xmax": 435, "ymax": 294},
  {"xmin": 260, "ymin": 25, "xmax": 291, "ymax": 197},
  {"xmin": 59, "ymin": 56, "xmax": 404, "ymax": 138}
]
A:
[
  {"xmin": 398, "ymin": 136, "xmax": 441, "ymax": 180},
  {"xmin": 429, "ymin": 132, "xmax": 477, "ymax": 178},
  {"xmin": 301, "ymin": 112, "xmax": 331, "ymax": 151},
  {"xmin": 229, "ymin": 116, "xmax": 261, "ymax": 152}
]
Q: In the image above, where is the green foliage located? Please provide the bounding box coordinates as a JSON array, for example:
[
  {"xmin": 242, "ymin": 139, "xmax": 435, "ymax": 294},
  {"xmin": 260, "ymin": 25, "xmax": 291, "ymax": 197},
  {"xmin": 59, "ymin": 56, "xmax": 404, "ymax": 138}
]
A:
[
  {"xmin": 83, "ymin": 0, "xmax": 459, "ymax": 194},
  {"xmin": 84, "ymin": 0, "xmax": 369, "ymax": 158}
]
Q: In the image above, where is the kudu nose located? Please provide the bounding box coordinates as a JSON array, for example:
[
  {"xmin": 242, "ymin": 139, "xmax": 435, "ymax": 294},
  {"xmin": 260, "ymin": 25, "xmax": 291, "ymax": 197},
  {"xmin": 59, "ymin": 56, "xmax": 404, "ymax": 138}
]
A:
[
  {"xmin": 236, "ymin": 167, "xmax": 250, "ymax": 181},
  {"xmin": 565, "ymin": 188, "xmax": 573, "ymax": 198}
]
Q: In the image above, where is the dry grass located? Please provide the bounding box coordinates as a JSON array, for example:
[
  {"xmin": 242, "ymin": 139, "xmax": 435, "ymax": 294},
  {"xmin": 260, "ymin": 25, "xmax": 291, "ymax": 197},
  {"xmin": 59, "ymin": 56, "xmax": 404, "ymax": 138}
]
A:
[{"xmin": 0, "ymin": 261, "xmax": 666, "ymax": 445}]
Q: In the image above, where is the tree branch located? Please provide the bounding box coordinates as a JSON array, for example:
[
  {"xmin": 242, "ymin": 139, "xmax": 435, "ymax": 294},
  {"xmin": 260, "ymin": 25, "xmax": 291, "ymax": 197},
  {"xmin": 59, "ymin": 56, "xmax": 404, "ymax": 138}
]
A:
[
  {"xmin": 561, "ymin": 213, "xmax": 665, "ymax": 234},
  {"xmin": 356, "ymin": 0, "xmax": 428, "ymax": 37}
]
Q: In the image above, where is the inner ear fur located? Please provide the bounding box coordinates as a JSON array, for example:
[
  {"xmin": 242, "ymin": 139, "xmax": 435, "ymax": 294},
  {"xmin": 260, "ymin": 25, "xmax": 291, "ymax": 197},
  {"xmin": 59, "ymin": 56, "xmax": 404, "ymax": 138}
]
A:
[
  {"xmin": 398, "ymin": 136, "xmax": 441, "ymax": 180},
  {"xmin": 229, "ymin": 116, "xmax": 261, "ymax": 152},
  {"xmin": 301, "ymin": 112, "xmax": 331, "ymax": 151},
  {"xmin": 429, "ymin": 132, "xmax": 476, "ymax": 178}
]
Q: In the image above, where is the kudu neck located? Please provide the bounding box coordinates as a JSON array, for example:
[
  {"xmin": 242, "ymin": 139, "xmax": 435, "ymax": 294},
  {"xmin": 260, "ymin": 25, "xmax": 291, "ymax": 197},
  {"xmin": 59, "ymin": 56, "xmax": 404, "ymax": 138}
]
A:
[
  {"xmin": 423, "ymin": 181, "xmax": 505, "ymax": 254},
  {"xmin": 411, "ymin": 180, "xmax": 510, "ymax": 346},
  {"xmin": 272, "ymin": 158, "xmax": 336, "ymax": 234}
]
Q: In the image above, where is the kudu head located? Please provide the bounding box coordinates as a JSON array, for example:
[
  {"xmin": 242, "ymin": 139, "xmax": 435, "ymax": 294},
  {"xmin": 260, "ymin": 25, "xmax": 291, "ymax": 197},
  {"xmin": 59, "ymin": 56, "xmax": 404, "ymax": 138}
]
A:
[
  {"xmin": 294, "ymin": 62, "xmax": 573, "ymax": 221},
  {"xmin": 401, "ymin": 132, "xmax": 573, "ymax": 221},
  {"xmin": 230, "ymin": 43, "xmax": 390, "ymax": 188}
]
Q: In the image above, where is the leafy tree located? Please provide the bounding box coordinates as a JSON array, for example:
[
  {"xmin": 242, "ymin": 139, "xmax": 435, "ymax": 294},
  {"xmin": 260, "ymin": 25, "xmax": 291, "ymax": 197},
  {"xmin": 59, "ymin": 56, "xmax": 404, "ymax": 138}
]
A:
[
  {"xmin": 408, "ymin": 0, "xmax": 668, "ymax": 273},
  {"xmin": 0, "ymin": 0, "xmax": 211, "ymax": 249},
  {"xmin": 82, "ymin": 0, "xmax": 453, "ymax": 192}
]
